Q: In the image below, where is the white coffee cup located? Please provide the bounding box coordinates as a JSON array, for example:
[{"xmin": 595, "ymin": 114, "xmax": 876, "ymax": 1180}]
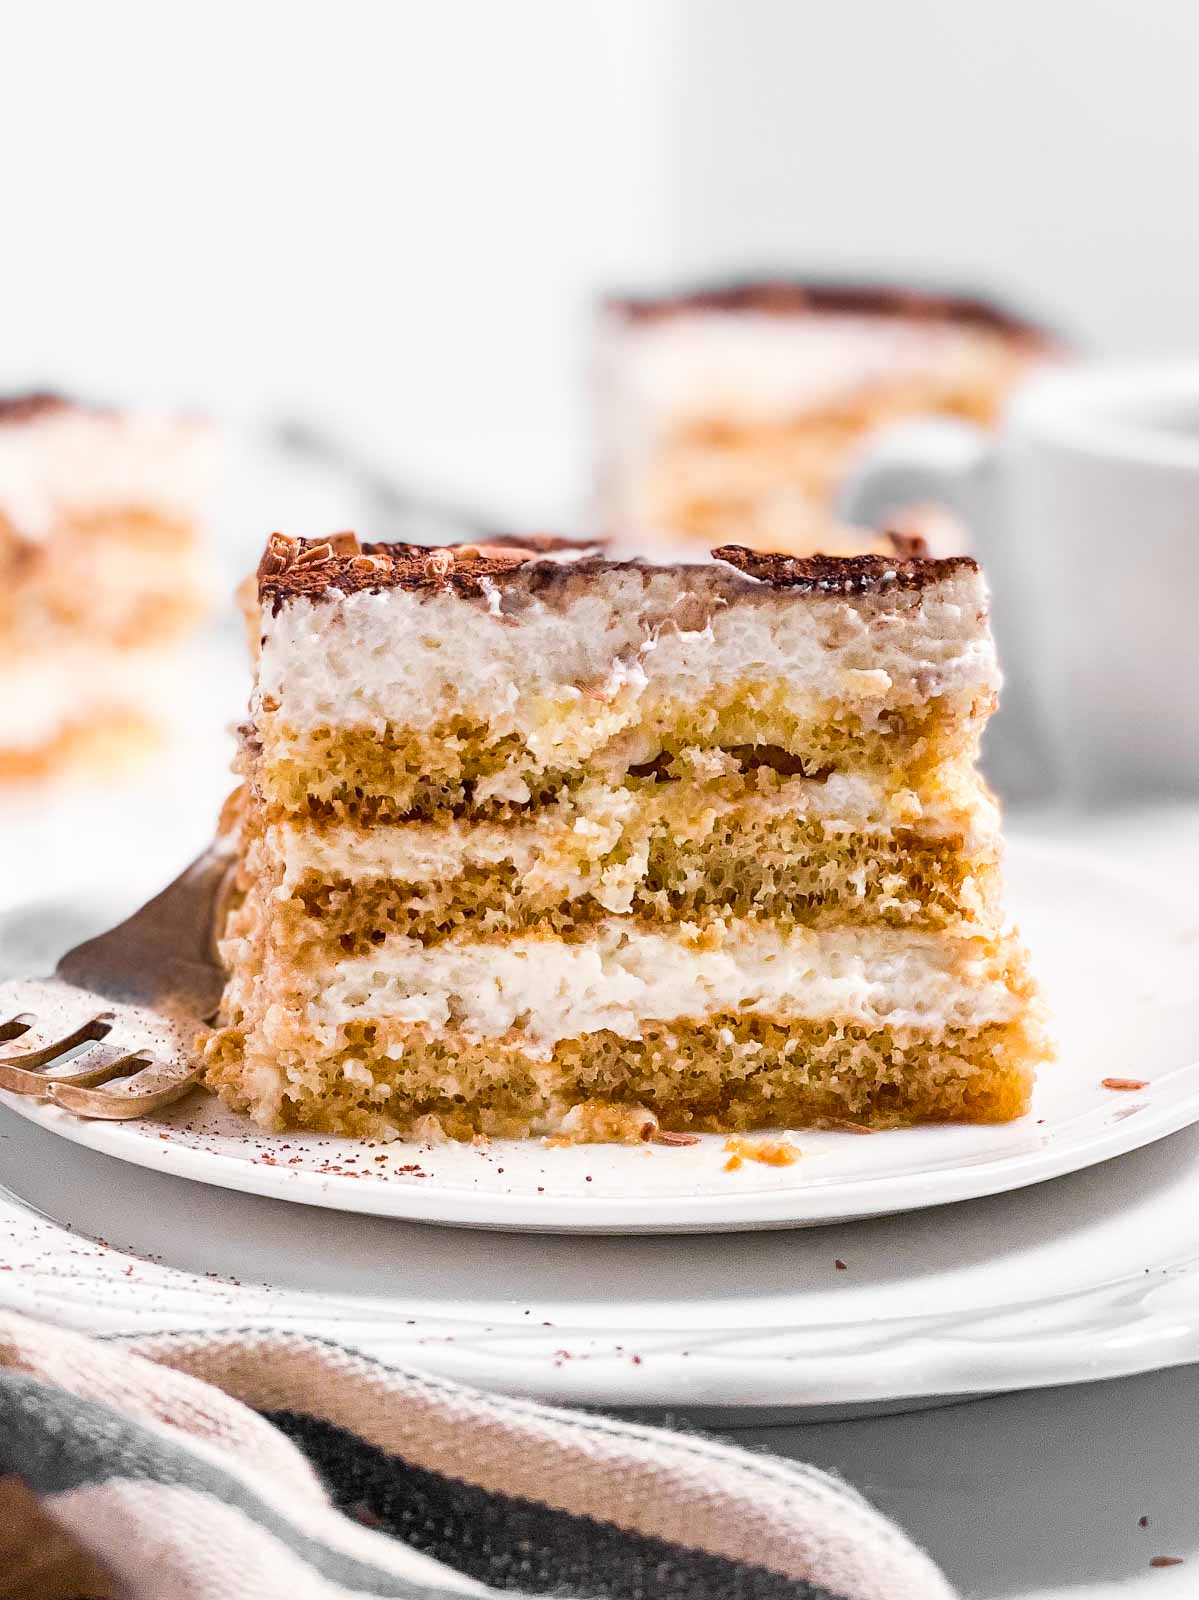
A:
[{"xmin": 840, "ymin": 363, "xmax": 1199, "ymax": 805}]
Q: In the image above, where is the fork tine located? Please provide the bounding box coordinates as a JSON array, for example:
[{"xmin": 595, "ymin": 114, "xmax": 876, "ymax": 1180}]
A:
[
  {"xmin": 0, "ymin": 1014, "xmax": 113, "ymax": 1071},
  {"xmin": 0, "ymin": 1041, "xmax": 139, "ymax": 1096},
  {"xmin": 46, "ymin": 1043, "xmax": 152, "ymax": 1089},
  {"xmin": 0, "ymin": 841, "xmax": 231, "ymax": 1124},
  {"xmin": 0, "ymin": 976, "xmax": 204, "ymax": 1123},
  {"xmin": 48, "ymin": 1060, "xmax": 204, "ymax": 1119},
  {"xmin": 0, "ymin": 1060, "xmax": 46, "ymax": 1094}
]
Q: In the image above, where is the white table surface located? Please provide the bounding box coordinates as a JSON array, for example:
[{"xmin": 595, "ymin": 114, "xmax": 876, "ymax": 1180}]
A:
[
  {"xmin": 737, "ymin": 1369, "xmax": 1194, "ymax": 1598},
  {"xmin": 730, "ymin": 803, "xmax": 1199, "ymax": 1598}
]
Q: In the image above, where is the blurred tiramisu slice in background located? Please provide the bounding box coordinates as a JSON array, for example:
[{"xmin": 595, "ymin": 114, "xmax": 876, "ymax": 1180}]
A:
[
  {"xmin": 595, "ymin": 279, "xmax": 1063, "ymax": 554},
  {"xmin": 0, "ymin": 394, "xmax": 217, "ymax": 782}
]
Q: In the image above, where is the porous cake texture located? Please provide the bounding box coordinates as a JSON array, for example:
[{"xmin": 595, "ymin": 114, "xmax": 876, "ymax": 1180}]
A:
[
  {"xmin": 0, "ymin": 393, "xmax": 216, "ymax": 780},
  {"xmin": 205, "ymin": 533, "xmax": 1047, "ymax": 1141},
  {"xmin": 597, "ymin": 280, "xmax": 1061, "ymax": 553}
]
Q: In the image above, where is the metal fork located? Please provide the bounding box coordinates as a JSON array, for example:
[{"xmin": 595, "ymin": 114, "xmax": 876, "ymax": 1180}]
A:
[{"xmin": 0, "ymin": 845, "xmax": 233, "ymax": 1119}]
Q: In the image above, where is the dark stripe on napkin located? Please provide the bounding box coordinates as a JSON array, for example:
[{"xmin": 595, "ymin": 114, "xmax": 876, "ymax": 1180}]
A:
[
  {"xmin": 271, "ymin": 1408, "xmax": 847, "ymax": 1600},
  {"xmin": 0, "ymin": 1373, "xmax": 463, "ymax": 1600}
]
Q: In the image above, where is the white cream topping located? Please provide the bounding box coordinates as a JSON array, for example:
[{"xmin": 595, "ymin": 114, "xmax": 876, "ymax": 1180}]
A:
[
  {"xmin": 0, "ymin": 408, "xmax": 218, "ymax": 539},
  {"xmin": 256, "ymin": 564, "xmax": 997, "ymax": 749},
  {"xmin": 302, "ymin": 921, "xmax": 1018, "ymax": 1050}
]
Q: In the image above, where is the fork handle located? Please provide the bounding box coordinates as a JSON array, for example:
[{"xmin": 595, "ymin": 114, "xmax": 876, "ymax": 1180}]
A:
[{"xmin": 55, "ymin": 844, "xmax": 235, "ymax": 1018}]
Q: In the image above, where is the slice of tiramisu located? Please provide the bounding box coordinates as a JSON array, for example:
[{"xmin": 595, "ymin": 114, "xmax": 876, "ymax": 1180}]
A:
[
  {"xmin": 205, "ymin": 532, "xmax": 1046, "ymax": 1142},
  {"xmin": 596, "ymin": 279, "xmax": 1062, "ymax": 552},
  {"xmin": 0, "ymin": 393, "xmax": 216, "ymax": 781}
]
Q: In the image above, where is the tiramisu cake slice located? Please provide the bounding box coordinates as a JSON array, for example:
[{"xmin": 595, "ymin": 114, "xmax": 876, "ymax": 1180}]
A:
[
  {"xmin": 596, "ymin": 279, "xmax": 1061, "ymax": 552},
  {"xmin": 0, "ymin": 393, "xmax": 216, "ymax": 781},
  {"xmin": 205, "ymin": 533, "xmax": 1047, "ymax": 1141}
]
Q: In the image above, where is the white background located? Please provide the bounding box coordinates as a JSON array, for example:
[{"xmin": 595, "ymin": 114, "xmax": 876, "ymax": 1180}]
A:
[
  {"xmin": 671, "ymin": 0, "xmax": 1199, "ymax": 357},
  {"xmin": 5, "ymin": 0, "xmax": 1199, "ymax": 537}
]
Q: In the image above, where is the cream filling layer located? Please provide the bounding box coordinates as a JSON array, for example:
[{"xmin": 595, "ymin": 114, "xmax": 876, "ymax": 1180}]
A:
[
  {"xmin": 0, "ymin": 643, "xmax": 189, "ymax": 747},
  {"xmin": 9, "ymin": 534, "xmax": 212, "ymax": 642},
  {"xmin": 602, "ymin": 310, "xmax": 1032, "ymax": 428},
  {"xmin": 256, "ymin": 564, "xmax": 998, "ymax": 751},
  {"xmin": 0, "ymin": 410, "xmax": 218, "ymax": 540},
  {"xmin": 282, "ymin": 921, "xmax": 1021, "ymax": 1052},
  {"xmin": 262, "ymin": 766, "xmax": 999, "ymax": 904}
]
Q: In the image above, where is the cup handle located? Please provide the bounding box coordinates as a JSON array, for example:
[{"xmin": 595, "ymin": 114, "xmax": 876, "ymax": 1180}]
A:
[
  {"xmin": 837, "ymin": 417, "xmax": 997, "ymax": 554},
  {"xmin": 837, "ymin": 419, "xmax": 1052, "ymax": 802}
]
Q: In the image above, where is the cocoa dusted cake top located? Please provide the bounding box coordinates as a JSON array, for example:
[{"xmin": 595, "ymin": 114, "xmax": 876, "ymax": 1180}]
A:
[
  {"xmin": 257, "ymin": 533, "xmax": 605, "ymax": 607},
  {"xmin": 606, "ymin": 277, "xmax": 1059, "ymax": 347},
  {"xmin": 257, "ymin": 531, "xmax": 976, "ymax": 610},
  {"xmin": 0, "ymin": 392, "xmax": 209, "ymax": 429},
  {"xmin": 0, "ymin": 392, "xmax": 73, "ymax": 426},
  {"xmin": 710, "ymin": 544, "xmax": 977, "ymax": 594}
]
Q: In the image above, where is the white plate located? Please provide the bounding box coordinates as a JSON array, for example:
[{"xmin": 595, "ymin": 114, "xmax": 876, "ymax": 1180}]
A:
[
  {"xmin": 5, "ymin": 1065, "xmax": 1199, "ymax": 1418},
  {"xmin": 3, "ymin": 839, "xmax": 1199, "ymax": 1233}
]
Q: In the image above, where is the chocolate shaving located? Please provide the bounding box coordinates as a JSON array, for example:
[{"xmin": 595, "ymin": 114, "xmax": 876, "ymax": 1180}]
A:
[
  {"xmin": 292, "ymin": 541, "xmax": 335, "ymax": 568},
  {"xmin": 883, "ymin": 529, "xmax": 932, "ymax": 560}
]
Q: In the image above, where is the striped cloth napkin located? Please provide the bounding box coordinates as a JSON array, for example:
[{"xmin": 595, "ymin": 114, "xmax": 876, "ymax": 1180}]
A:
[{"xmin": 0, "ymin": 1311, "xmax": 953, "ymax": 1600}]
